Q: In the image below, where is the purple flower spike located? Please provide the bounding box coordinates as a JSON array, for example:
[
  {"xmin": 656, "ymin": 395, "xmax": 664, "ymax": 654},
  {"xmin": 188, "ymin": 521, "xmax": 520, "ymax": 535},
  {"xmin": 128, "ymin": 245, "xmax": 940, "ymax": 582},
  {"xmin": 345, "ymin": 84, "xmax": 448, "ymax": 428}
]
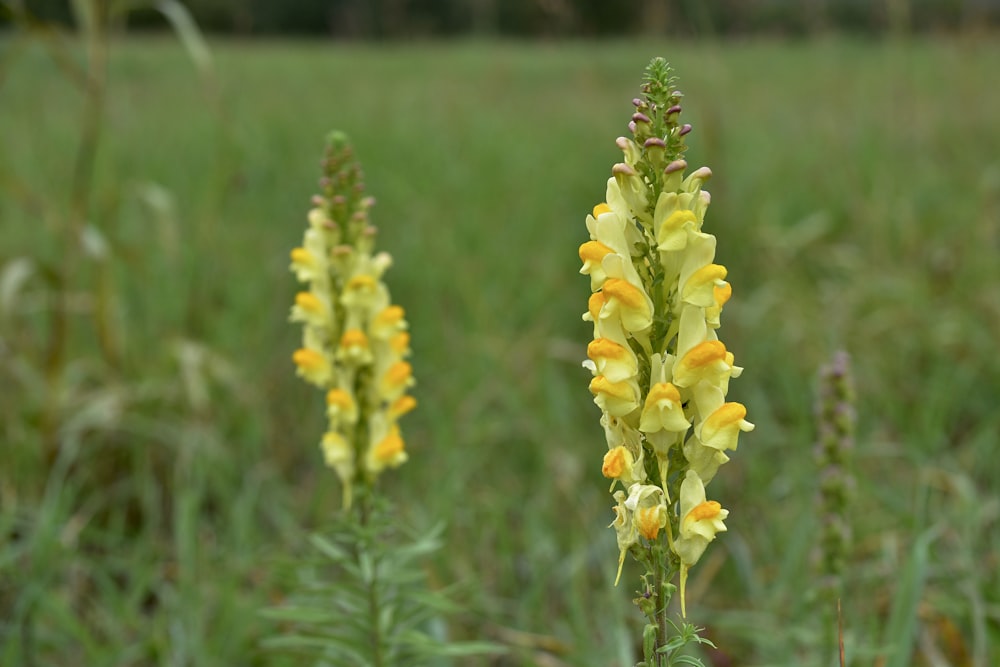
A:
[
  {"xmin": 632, "ymin": 98, "xmax": 644, "ymax": 108},
  {"xmin": 632, "ymin": 112, "xmax": 652, "ymax": 125},
  {"xmin": 679, "ymin": 124, "xmax": 692, "ymax": 136},
  {"xmin": 644, "ymin": 137, "xmax": 667, "ymax": 149},
  {"xmin": 666, "ymin": 105, "xmax": 682, "ymax": 115},
  {"xmin": 628, "ymin": 121, "xmax": 637, "ymax": 134}
]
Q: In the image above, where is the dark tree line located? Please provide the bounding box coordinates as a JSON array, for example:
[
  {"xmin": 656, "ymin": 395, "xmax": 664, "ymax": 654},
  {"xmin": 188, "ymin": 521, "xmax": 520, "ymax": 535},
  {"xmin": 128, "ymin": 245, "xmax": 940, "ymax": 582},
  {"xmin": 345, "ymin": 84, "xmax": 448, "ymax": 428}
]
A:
[{"xmin": 6, "ymin": 0, "xmax": 1000, "ymax": 36}]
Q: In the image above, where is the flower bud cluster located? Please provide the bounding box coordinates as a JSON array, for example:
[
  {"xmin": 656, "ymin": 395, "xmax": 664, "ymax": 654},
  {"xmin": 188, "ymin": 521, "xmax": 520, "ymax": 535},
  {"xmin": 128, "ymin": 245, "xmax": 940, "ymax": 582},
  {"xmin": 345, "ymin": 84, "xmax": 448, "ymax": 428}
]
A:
[
  {"xmin": 290, "ymin": 132, "xmax": 416, "ymax": 507},
  {"xmin": 813, "ymin": 350, "xmax": 855, "ymax": 601},
  {"xmin": 580, "ymin": 59, "xmax": 752, "ymax": 613}
]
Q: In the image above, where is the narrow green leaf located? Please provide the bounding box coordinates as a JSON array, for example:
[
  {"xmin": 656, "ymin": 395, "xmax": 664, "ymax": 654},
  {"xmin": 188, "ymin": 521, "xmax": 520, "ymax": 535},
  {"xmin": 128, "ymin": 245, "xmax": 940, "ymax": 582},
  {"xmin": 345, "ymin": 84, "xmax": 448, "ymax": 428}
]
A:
[
  {"xmin": 309, "ymin": 533, "xmax": 350, "ymax": 562},
  {"xmin": 259, "ymin": 605, "xmax": 336, "ymax": 624},
  {"xmin": 154, "ymin": 0, "xmax": 212, "ymax": 76},
  {"xmin": 882, "ymin": 525, "xmax": 940, "ymax": 667}
]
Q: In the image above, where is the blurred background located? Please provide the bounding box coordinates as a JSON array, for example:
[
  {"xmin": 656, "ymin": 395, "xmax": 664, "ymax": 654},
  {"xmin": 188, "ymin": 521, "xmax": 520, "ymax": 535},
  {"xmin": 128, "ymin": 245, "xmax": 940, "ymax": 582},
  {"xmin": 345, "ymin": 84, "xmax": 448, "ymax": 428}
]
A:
[
  {"xmin": 1, "ymin": 1, "xmax": 999, "ymax": 665},
  {"xmin": 8, "ymin": 0, "xmax": 1000, "ymax": 36}
]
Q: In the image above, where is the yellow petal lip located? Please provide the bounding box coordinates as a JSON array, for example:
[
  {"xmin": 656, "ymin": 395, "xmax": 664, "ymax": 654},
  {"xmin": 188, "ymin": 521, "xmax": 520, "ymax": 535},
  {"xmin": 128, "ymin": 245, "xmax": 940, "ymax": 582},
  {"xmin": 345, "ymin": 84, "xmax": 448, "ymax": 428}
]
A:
[
  {"xmin": 389, "ymin": 395, "xmax": 417, "ymax": 419},
  {"xmin": 680, "ymin": 340, "xmax": 727, "ymax": 369},
  {"xmin": 340, "ymin": 329, "xmax": 369, "ymax": 348},
  {"xmin": 347, "ymin": 275, "xmax": 377, "ymax": 290},
  {"xmin": 295, "ymin": 291, "xmax": 323, "ymax": 312},
  {"xmin": 687, "ymin": 500, "xmax": 722, "ymax": 522},
  {"xmin": 384, "ymin": 361, "xmax": 413, "ymax": 387},
  {"xmin": 293, "ymin": 348, "xmax": 325, "ymax": 370},
  {"xmin": 636, "ymin": 507, "xmax": 664, "ymax": 540},
  {"xmin": 665, "ymin": 210, "xmax": 697, "ymax": 227},
  {"xmin": 705, "ymin": 402, "xmax": 748, "ymax": 429},
  {"xmin": 602, "ymin": 278, "xmax": 647, "ymax": 311},
  {"xmin": 373, "ymin": 426, "xmax": 405, "ymax": 463},
  {"xmin": 587, "ymin": 292, "xmax": 607, "ymax": 321},
  {"xmin": 579, "ymin": 240, "xmax": 614, "ymax": 264},
  {"xmin": 290, "ymin": 247, "xmax": 313, "ymax": 263},
  {"xmin": 646, "ymin": 382, "xmax": 681, "ymax": 404},
  {"xmin": 589, "ymin": 375, "xmax": 634, "ymax": 400},
  {"xmin": 689, "ymin": 263, "xmax": 727, "ymax": 286},
  {"xmin": 592, "ymin": 202, "xmax": 612, "ymax": 217},
  {"xmin": 714, "ymin": 282, "xmax": 733, "ymax": 306},
  {"xmin": 602, "ymin": 446, "xmax": 629, "ymax": 479},
  {"xmin": 587, "ymin": 338, "xmax": 629, "ymax": 361},
  {"xmin": 390, "ymin": 331, "xmax": 411, "ymax": 355},
  {"xmin": 375, "ymin": 305, "xmax": 405, "ymax": 326},
  {"xmin": 326, "ymin": 388, "xmax": 354, "ymax": 409}
]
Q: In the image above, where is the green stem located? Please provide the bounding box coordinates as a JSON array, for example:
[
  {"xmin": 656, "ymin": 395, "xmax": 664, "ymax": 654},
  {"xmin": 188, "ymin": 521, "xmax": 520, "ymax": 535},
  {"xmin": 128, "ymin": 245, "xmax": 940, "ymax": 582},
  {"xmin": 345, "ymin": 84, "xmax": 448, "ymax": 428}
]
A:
[
  {"xmin": 43, "ymin": 0, "xmax": 111, "ymax": 459},
  {"xmin": 358, "ymin": 494, "xmax": 385, "ymax": 667}
]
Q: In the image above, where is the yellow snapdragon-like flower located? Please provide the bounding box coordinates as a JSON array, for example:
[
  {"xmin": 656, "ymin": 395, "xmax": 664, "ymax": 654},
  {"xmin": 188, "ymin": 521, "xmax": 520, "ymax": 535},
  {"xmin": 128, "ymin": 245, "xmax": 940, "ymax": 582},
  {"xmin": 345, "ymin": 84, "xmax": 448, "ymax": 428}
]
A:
[
  {"xmin": 580, "ymin": 59, "xmax": 751, "ymax": 619},
  {"xmin": 674, "ymin": 470, "xmax": 729, "ymax": 617},
  {"xmin": 289, "ymin": 132, "xmax": 417, "ymax": 507}
]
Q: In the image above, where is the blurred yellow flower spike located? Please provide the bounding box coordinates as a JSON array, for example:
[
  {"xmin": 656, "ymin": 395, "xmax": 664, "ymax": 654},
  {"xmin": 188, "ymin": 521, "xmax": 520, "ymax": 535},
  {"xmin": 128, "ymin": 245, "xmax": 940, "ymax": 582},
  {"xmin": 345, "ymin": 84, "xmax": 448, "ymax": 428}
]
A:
[
  {"xmin": 579, "ymin": 59, "xmax": 749, "ymax": 633},
  {"xmin": 289, "ymin": 132, "xmax": 416, "ymax": 508}
]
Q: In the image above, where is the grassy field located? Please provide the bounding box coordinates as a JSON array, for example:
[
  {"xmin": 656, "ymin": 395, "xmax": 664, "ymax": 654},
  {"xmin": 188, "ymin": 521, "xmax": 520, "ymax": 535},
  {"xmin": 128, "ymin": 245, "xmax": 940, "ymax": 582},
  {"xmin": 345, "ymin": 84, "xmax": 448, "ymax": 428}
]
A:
[{"xmin": 2, "ymin": 32, "xmax": 999, "ymax": 666}]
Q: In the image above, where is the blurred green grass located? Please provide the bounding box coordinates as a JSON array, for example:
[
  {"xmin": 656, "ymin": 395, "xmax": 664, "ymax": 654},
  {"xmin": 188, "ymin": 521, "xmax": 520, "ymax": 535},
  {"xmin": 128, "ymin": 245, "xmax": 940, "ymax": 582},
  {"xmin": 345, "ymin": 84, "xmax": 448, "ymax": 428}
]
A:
[{"xmin": 2, "ymin": 35, "xmax": 999, "ymax": 666}]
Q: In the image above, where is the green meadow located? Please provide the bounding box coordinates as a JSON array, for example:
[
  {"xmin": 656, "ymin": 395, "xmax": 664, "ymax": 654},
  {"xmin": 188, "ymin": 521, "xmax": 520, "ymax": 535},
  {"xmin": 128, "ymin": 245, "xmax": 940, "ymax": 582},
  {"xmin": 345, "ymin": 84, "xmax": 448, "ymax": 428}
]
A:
[{"xmin": 2, "ymin": 34, "xmax": 999, "ymax": 666}]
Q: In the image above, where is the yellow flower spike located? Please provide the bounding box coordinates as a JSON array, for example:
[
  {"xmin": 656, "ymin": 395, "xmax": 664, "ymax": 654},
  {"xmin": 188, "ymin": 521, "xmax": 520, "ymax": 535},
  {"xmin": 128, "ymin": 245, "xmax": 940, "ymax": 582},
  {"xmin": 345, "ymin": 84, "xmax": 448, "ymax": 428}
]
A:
[
  {"xmin": 589, "ymin": 375, "xmax": 641, "ymax": 417},
  {"xmin": 291, "ymin": 133, "xmax": 418, "ymax": 507},
  {"xmin": 293, "ymin": 348, "xmax": 332, "ymax": 387},
  {"xmin": 582, "ymin": 62, "xmax": 749, "ymax": 628}
]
